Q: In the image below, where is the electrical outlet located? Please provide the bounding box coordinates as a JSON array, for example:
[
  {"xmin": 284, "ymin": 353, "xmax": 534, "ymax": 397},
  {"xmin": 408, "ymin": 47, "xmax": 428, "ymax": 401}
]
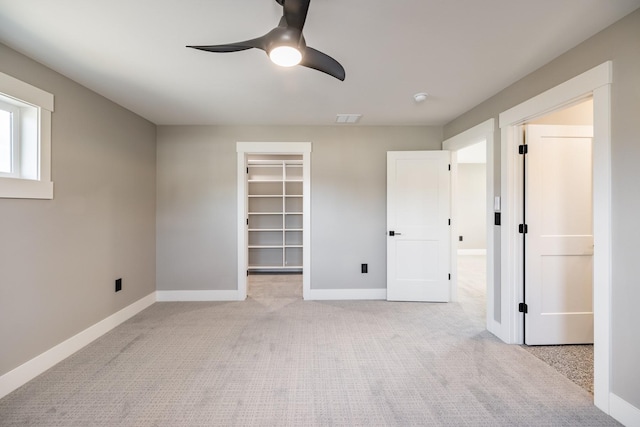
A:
[
  {"xmin": 361, "ymin": 264, "xmax": 368, "ymax": 274},
  {"xmin": 115, "ymin": 278, "xmax": 122, "ymax": 292}
]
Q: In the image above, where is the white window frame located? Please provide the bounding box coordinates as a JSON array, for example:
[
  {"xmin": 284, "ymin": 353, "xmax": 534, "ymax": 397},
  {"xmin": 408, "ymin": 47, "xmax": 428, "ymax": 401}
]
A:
[
  {"xmin": 0, "ymin": 99, "xmax": 20, "ymax": 178},
  {"xmin": 0, "ymin": 71, "xmax": 54, "ymax": 199}
]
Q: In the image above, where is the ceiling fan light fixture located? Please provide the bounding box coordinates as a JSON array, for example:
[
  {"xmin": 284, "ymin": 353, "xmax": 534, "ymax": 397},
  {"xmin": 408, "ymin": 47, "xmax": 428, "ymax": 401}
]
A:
[
  {"xmin": 187, "ymin": 0, "xmax": 345, "ymax": 80},
  {"xmin": 269, "ymin": 46, "xmax": 302, "ymax": 67}
]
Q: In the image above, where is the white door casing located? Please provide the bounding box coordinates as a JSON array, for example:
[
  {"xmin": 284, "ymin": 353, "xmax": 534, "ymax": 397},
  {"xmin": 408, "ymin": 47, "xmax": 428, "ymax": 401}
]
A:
[
  {"xmin": 237, "ymin": 142, "xmax": 311, "ymax": 301},
  {"xmin": 387, "ymin": 151, "xmax": 451, "ymax": 302},
  {"xmin": 499, "ymin": 61, "xmax": 611, "ymax": 413},
  {"xmin": 524, "ymin": 125, "xmax": 594, "ymax": 345}
]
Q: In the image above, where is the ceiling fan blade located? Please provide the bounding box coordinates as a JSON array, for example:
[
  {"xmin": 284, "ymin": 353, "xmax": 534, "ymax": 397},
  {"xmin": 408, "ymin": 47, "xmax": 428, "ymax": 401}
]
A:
[
  {"xmin": 283, "ymin": 0, "xmax": 310, "ymax": 31},
  {"xmin": 300, "ymin": 47, "xmax": 345, "ymax": 81},
  {"xmin": 187, "ymin": 37, "xmax": 266, "ymax": 53}
]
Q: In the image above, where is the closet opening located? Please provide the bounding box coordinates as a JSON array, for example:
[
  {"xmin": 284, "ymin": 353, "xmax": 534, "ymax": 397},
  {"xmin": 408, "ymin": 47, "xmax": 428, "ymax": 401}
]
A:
[
  {"xmin": 236, "ymin": 142, "xmax": 311, "ymax": 300},
  {"xmin": 246, "ymin": 154, "xmax": 303, "ymax": 298}
]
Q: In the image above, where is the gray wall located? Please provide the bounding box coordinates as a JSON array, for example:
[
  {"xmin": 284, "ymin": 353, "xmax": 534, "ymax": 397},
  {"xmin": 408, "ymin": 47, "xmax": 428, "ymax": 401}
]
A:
[
  {"xmin": 443, "ymin": 8, "xmax": 640, "ymax": 409},
  {"xmin": 156, "ymin": 126, "xmax": 442, "ymax": 292},
  {"xmin": 457, "ymin": 163, "xmax": 486, "ymax": 250},
  {"xmin": 0, "ymin": 44, "xmax": 157, "ymax": 376}
]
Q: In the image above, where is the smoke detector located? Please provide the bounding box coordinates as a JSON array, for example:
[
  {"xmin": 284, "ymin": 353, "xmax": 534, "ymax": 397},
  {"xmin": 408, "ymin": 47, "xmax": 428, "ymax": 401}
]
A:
[{"xmin": 413, "ymin": 92, "xmax": 429, "ymax": 103}]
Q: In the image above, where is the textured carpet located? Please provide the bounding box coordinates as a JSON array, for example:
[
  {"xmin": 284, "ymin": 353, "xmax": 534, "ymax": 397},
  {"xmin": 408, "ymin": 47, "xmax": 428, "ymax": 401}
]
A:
[
  {"xmin": 0, "ymin": 273, "xmax": 618, "ymax": 426},
  {"xmin": 522, "ymin": 344, "xmax": 594, "ymax": 394}
]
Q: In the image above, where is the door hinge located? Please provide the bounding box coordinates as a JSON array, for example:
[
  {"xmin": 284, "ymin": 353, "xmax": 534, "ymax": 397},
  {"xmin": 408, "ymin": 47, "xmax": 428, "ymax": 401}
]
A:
[
  {"xmin": 518, "ymin": 224, "xmax": 528, "ymax": 234},
  {"xmin": 518, "ymin": 303, "xmax": 528, "ymax": 313},
  {"xmin": 246, "ymin": 218, "xmax": 249, "ymax": 225},
  {"xmin": 448, "ymin": 219, "xmax": 451, "ymax": 226},
  {"xmin": 518, "ymin": 144, "xmax": 528, "ymax": 155},
  {"xmin": 448, "ymin": 273, "xmax": 451, "ymax": 280},
  {"xmin": 448, "ymin": 164, "xmax": 451, "ymax": 171}
]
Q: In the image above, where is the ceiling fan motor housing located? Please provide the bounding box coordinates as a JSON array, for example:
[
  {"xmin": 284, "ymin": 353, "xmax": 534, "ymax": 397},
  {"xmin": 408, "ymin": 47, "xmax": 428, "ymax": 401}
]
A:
[{"xmin": 265, "ymin": 27, "xmax": 306, "ymax": 55}]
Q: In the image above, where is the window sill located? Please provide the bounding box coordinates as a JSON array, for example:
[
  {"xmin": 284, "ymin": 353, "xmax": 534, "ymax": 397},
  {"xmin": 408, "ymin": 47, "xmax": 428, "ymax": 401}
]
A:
[{"xmin": 0, "ymin": 177, "xmax": 53, "ymax": 199}]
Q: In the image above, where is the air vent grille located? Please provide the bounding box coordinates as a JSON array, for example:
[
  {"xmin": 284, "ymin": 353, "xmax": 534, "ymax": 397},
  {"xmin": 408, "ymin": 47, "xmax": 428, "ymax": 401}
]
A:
[{"xmin": 336, "ymin": 114, "xmax": 362, "ymax": 124}]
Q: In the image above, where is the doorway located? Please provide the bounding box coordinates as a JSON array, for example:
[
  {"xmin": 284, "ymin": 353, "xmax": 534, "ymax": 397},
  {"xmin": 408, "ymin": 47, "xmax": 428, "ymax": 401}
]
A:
[
  {"xmin": 499, "ymin": 61, "xmax": 612, "ymax": 412},
  {"xmin": 455, "ymin": 142, "xmax": 488, "ymax": 323},
  {"xmin": 246, "ymin": 154, "xmax": 304, "ymax": 299},
  {"xmin": 443, "ymin": 118, "xmax": 497, "ymax": 335},
  {"xmin": 518, "ymin": 100, "xmax": 595, "ymax": 394},
  {"xmin": 236, "ymin": 142, "xmax": 311, "ymax": 300},
  {"xmin": 523, "ymin": 101, "xmax": 594, "ymax": 345}
]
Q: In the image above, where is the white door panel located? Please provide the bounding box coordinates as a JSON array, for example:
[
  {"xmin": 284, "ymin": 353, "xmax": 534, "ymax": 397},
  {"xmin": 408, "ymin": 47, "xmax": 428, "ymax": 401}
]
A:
[
  {"xmin": 525, "ymin": 125, "xmax": 593, "ymax": 345},
  {"xmin": 387, "ymin": 151, "xmax": 450, "ymax": 302}
]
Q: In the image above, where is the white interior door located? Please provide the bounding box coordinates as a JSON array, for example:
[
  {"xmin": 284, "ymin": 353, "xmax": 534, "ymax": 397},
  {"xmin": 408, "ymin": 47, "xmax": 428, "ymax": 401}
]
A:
[
  {"xmin": 525, "ymin": 125, "xmax": 594, "ymax": 345},
  {"xmin": 387, "ymin": 151, "xmax": 450, "ymax": 302}
]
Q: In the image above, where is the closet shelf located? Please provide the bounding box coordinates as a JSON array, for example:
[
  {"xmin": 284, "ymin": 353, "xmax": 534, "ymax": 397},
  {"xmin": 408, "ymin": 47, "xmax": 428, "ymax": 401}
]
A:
[
  {"xmin": 247, "ymin": 156, "xmax": 304, "ymax": 272},
  {"xmin": 248, "ymin": 265, "xmax": 302, "ymax": 270},
  {"xmin": 247, "ymin": 179, "xmax": 303, "ymax": 183}
]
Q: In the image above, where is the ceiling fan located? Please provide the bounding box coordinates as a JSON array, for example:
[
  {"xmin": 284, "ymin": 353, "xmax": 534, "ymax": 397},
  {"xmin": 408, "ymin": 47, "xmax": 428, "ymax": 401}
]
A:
[{"xmin": 187, "ymin": 0, "xmax": 345, "ymax": 81}]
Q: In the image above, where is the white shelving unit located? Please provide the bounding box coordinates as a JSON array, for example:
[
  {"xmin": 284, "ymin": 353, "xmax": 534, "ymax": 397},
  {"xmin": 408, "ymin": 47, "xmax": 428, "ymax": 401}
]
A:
[{"xmin": 247, "ymin": 157, "xmax": 303, "ymax": 272}]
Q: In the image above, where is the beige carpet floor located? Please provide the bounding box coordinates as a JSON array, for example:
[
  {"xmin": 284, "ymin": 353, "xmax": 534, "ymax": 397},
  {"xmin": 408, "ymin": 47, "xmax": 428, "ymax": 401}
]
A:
[
  {"xmin": 456, "ymin": 255, "xmax": 595, "ymax": 394},
  {"xmin": 0, "ymin": 265, "xmax": 618, "ymax": 426}
]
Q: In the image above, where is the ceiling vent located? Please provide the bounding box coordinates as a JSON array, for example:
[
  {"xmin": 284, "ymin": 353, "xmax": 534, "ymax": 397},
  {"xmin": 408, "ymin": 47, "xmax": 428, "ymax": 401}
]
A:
[{"xmin": 336, "ymin": 114, "xmax": 362, "ymax": 124}]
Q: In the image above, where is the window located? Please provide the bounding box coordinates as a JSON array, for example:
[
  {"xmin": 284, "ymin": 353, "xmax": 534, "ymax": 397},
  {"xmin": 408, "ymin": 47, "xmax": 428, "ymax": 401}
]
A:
[
  {"xmin": 0, "ymin": 71, "xmax": 54, "ymax": 199},
  {"xmin": 0, "ymin": 99, "xmax": 21, "ymax": 178}
]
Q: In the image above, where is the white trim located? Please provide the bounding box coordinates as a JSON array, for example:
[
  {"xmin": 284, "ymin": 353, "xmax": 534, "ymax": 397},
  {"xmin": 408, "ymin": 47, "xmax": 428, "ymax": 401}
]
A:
[
  {"xmin": 0, "ymin": 292, "xmax": 155, "ymax": 399},
  {"xmin": 236, "ymin": 142, "xmax": 312, "ymax": 301},
  {"xmin": 444, "ymin": 118, "xmax": 495, "ymax": 149},
  {"xmin": 156, "ymin": 290, "xmax": 241, "ymax": 302},
  {"xmin": 237, "ymin": 150, "xmax": 248, "ymax": 299},
  {"xmin": 499, "ymin": 62, "xmax": 611, "ymax": 127},
  {"xmin": 306, "ymin": 288, "xmax": 387, "ymax": 301},
  {"xmin": 449, "ymin": 150, "xmax": 459, "ymax": 302},
  {"xmin": 486, "ymin": 318, "xmax": 502, "ymax": 339},
  {"xmin": 443, "ymin": 118, "xmax": 496, "ymax": 338},
  {"xmin": 499, "ymin": 61, "xmax": 612, "ymax": 413},
  {"xmin": 0, "ymin": 71, "xmax": 54, "ymax": 110},
  {"xmin": 610, "ymin": 393, "xmax": 640, "ymax": 427},
  {"xmin": 0, "ymin": 177, "xmax": 53, "ymax": 199},
  {"xmin": 236, "ymin": 142, "xmax": 312, "ymax": 154},
  {"xmin": 457, "ymin": 249, "xmax": 487, "ymax": 256},
  {"xmin": 591, "ymin": 82, "xmax": 612, "ymax": 414},
  {"xmin": 40, "ymin": 108, "xmax": 53, "ymax": 184}
]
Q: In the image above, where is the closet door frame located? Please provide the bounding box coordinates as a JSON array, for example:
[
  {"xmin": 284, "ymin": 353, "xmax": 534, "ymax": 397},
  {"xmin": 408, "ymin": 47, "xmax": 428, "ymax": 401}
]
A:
[{"xmin": 236, "ymin": 142, "xmax": 311, "ymax": 300}]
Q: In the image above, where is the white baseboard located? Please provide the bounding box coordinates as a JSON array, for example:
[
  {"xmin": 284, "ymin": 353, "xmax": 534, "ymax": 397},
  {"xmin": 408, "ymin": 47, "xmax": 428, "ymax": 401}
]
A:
[
  {"xmin": 610, "ymin": 393, "xmax": 640, "ymax": 427},
  {"xmin": 0, "ymin": 292, "xmax": 156, "ymax": 400},
  {"xmin": 156, "ymin": 290, "xmax": 242, "ymax": 302},
  {"xmin": 487, "ymin": 319, "xmax": 505, "ymax": 342},
  {"xmin": 458, "ymin": 249, "xmax": 487, "ymax": 255},
  {"xmin": 305, "ymin": 288, "xmax": 387, "ymax": 301}
]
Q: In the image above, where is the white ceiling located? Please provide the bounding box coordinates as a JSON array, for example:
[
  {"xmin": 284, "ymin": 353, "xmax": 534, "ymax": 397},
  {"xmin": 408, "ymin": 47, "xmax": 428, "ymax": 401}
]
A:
[{"xmin": 1, "ymin": 0, "xmax": 638, "ymax": 126}]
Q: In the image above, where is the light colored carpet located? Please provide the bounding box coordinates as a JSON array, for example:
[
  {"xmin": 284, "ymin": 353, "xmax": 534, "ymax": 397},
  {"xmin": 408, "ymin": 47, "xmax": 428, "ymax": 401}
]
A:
[
  {"xmin": 457, "ymin": 255, "xmax": 595, "ymax": 394},
  {"xmin": 0, "ymin": 270, "xmax": 618, "ymax": 426}
]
